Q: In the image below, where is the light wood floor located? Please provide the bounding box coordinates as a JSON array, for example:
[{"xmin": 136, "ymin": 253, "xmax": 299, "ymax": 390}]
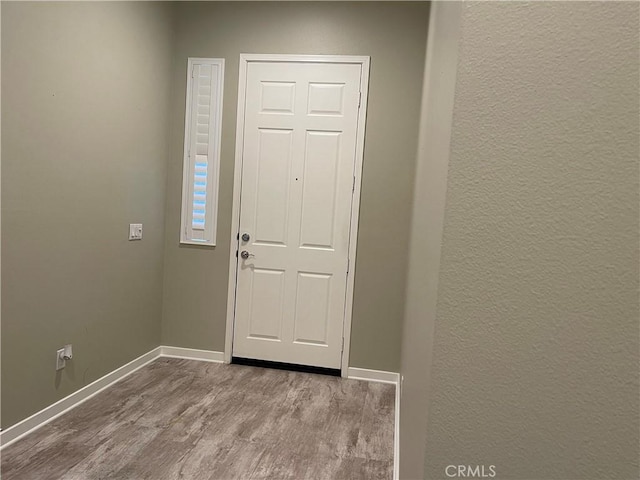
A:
[{"xmin": 1, "ymin": 358, "xmax": 395, "ymax": 479}]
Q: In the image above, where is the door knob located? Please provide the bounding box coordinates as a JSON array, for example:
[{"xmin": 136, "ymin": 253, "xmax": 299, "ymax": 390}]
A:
[
  {"xmin": 240, "ymin": 250, "xmax": 254, "ymax": 260},
  {"xmin": 241, "ymin": 233, "xmax": 250, "ymax": 242}
]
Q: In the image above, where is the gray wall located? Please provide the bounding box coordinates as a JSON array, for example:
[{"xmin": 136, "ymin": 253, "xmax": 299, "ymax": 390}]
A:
[
  {"xmin": 404, "ymin": 2, "xmax": 639, "ymax": 479},
  {"xmin": 161, "ymin": 2, "xmax": 429, "ymax": 372},
  {"xmin": 1, "ymin": 2, "xmax": 174, "ymax": 428},
  {"xmin": 399, "ymin": 2, "xmax": 460, "ymax": 479}
]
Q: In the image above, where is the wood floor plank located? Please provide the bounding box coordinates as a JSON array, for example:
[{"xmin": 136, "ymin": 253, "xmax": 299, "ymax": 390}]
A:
[
  {"xmin": 2, "ymin": 440, "xmax": 89, "ymax": 480},
  {"xmin": 354, "ymin": 382, "xmax": 396, "ymax": 461},
  {"xmin": 1, "ymin": 358, "xmax": 394, "ymax": 480},
  {"xmin": 58, "ymin": 426, "xmax": 161, "ymax": 480}
]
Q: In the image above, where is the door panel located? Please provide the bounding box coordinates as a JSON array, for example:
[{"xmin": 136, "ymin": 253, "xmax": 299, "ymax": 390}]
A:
[
  {"xmin": 260, "ymin": 82, "xmax": 296, "ymax": 114},
  {"xmin": 233, "ymin": 60, "xmax": 362, "ymax": 369},
  {"xmin": 299, "ymin": 131, "xmax": 341, "ymax": 250},
  {"xmin": 308, "ymin": 83, "xmax": 345, "ymax": 116},
  {"xmin": 293, "ymin": 272, "xmax": 332, "ymax": 346},
  {"xmin": 253, "ymin": 128, "xmax": 293, "ymax": 246},
  {"xmin": 247, "ymin": 268, "xmax": 285, "ymax": 341}
]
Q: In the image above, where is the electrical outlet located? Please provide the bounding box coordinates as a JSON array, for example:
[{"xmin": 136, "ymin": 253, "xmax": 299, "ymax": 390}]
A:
[
  {"xmin": 56, "ymin": 348, "xmax": 66, "ymax": 370},
  {"xmin": 129, "ymin": 223, "xmax": 143, "ymax": 240}
]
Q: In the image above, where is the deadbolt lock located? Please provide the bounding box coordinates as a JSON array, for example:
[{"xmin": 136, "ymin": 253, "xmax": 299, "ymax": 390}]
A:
[{"xmin": 241, "ymin": 233, "xmax": 250, "ymax": 242}]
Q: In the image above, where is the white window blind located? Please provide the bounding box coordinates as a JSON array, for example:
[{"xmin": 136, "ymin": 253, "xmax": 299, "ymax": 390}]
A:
[{"xmin": 180, "ymin": 58, "xmax": 224, "ymax": 246}]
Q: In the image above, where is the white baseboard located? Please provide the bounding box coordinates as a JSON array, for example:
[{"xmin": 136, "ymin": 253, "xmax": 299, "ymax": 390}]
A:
[
  {"xmin": 159, "ymin": 346, "xmax": 224, "ymax": 363},
  {"xmin": 394, "ymin": 375, "xmax": 400, "ymax": 480},
  {"xmin": 347, "ymin": 367, "xmax": 400, "ymax": 385},
  {"xmin": 0, "ymin": 346, "xmax": 162, "ymax": 450}
]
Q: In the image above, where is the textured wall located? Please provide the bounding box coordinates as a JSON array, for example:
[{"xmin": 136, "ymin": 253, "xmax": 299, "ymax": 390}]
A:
[
  {"xmin": 1, "ymin": 2, "xmax": 173, "ymax": 428},
  {"xmin": 161, "ymin": 2, "xmax": 429, "ymax": 372},
  {"xmin": 423, "ymin": 2, "xmax": 639, "ymax": 479}
]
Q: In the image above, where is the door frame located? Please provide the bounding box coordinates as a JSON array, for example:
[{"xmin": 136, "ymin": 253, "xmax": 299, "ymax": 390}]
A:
[{"xmin": 224, "ymin": 53, "xmax": 370, "ymax": 377}]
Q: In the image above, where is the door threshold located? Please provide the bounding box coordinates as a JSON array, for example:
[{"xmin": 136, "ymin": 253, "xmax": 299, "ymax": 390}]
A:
[{"xmin": 231, "ymin": 357, "xmax": 340, "ymax": 377}]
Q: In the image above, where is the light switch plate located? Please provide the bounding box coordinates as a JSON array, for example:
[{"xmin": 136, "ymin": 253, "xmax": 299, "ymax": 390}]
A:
[
  {"xmin": 129, "ymin": 224, "xmax": 143, "ymax": 240},
  {"xmin": 56, "ymin": 348, "xmax": 65, "ymax": 370}
]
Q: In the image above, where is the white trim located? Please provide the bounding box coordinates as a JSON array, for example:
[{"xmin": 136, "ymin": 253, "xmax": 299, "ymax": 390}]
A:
[
  {"xmin": 180, "ymin": 57, "xmax": 225, "ymax": 247},
  {"xmin": 224, "ymin": 53, "xmax": 371, "ymax": 377},
  {"xmin": 347, "ymin": 367, "xmax": 400, "ymax": 385},
  {"xmin": 159, "ymin": 346, "xmax": 224, "ymax": 363},
  {"xmin": 0, "ymin": 347, "xmax": 161, "ymax": 449},
  {"xmin": 341, "ymin": 56, "xmax": 370, "ymax": 377},
  {"xmin": 394, "ymin": 375, "xmax": 401, "ymax": 480},
  {"xmin": 232, "ymin": 53, "xmax": 372, "ymax": 65}
]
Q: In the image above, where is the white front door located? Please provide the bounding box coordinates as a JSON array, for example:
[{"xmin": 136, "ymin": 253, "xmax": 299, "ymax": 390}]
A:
[{"xmin": 232, "ymin": 58, "xmax": 366, "ymax": 369}]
